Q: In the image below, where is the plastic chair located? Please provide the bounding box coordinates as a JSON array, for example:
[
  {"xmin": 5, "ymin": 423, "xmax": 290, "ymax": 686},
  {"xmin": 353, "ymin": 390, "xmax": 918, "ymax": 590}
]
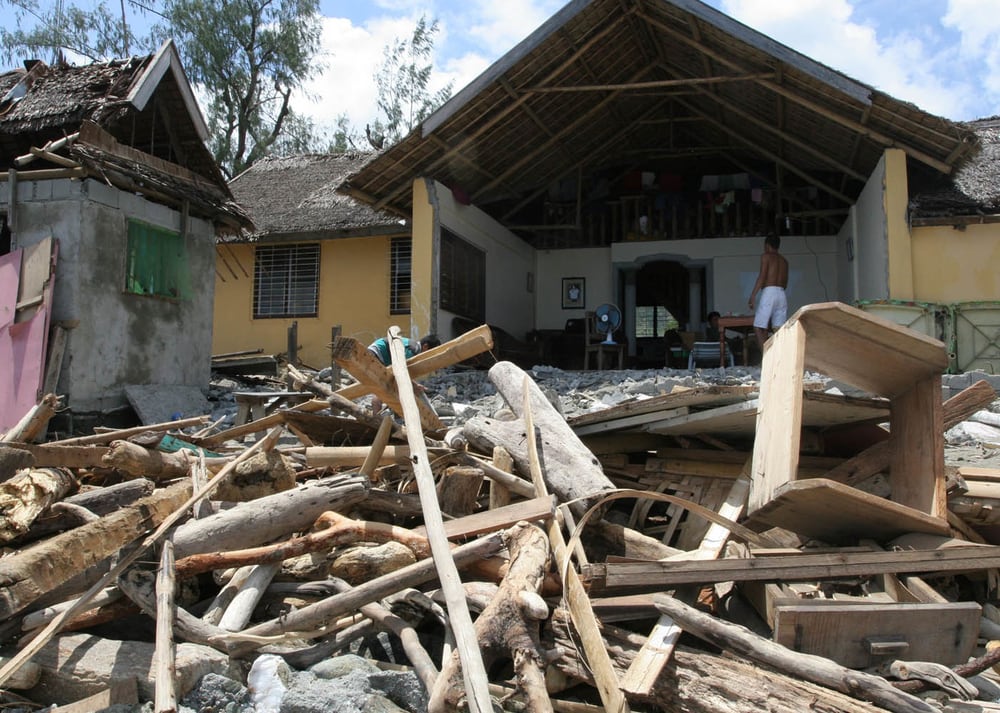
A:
[{"xmin": 688, "ymin": 341, "xmax": 733, "ymax": 369}]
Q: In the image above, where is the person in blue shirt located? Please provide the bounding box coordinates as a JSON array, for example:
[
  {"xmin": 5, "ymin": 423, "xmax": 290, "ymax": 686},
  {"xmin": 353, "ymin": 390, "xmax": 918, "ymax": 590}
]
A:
[
  {"xmin": 366, "ymin": 334, "xmax": 441, "ymax": 414},
  {"xmin": 367, "ymin": 334, "xmax": 439, "ymax": 365}
]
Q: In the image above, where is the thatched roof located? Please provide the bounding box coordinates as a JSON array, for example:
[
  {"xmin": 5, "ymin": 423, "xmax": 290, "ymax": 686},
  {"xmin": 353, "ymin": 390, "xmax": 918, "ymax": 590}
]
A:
[
  {"xmin": 228, "ymin": 153, "xmax": 405, "ymax": 241},
  {"xmin": 0, "ymin": 42, "xmax": 223, "ymax": 187},
  {"xmin": 343, "ymin": 0, "xmax": 977, "ymax": 245},
  {"xmin": 910, "ymin": 118, "xmax": 1000, "ymax": 223}
]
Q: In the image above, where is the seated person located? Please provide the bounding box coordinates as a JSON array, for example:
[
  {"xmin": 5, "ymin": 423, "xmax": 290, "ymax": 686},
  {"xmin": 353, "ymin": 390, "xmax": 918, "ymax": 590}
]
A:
[{"xmin": 704, "ymin": 311, "xmax": 743, "ymax": 363}]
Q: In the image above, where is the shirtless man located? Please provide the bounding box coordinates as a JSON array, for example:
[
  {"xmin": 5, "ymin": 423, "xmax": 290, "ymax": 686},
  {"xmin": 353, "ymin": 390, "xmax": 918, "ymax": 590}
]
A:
[{"xmin": 748, "ymin": 233, "xmax": 788, "ymax": 348}]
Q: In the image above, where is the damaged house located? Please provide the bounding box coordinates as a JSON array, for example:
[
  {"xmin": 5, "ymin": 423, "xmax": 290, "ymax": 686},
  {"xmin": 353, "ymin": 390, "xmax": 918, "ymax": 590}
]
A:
[
  {"xmin": 0, "ymin": 40, "xmax": 251, "ymax": 430},
  {"xmin": 216, "ymin": 153, "xmax": 410, "ymax": 369},
  {"xmin": 333, "ymin": 0, "xmax": 999, "ymax": 372}
]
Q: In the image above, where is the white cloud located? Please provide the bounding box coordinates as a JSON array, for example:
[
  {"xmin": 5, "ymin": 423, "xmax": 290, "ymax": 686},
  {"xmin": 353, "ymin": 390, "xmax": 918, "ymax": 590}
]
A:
[
  {"xmin": 717, "ymin": 0, "xmax": 983, "ymax": 119},
  {"xmin": 944, "ymin": 0, "xmax": 1000, "ymax": 112}
]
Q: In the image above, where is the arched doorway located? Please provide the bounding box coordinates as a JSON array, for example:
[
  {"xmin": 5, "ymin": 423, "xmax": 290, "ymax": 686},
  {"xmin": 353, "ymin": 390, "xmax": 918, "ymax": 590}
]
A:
[{"xmin": 633, "ymin": 260, "xmax": 706, "ymax": 366}]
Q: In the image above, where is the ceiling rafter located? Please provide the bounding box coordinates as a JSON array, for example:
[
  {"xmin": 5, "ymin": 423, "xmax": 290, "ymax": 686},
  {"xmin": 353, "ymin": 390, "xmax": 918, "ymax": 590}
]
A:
[
  {"xmin": 672, "ymin": 94, "xmax": 854, "ymax": 205},
  {"xmin": 472, "ymin": 64, "xmax": 659, "ymax": 201},
  {"xmin": 368, "ymin": 13, "xmax": 631, "ymax": 212},
  {"xmin": 641, "ymin": 8, "xmax": 957, "ymax": 174},
  {"xmin": 671, "ymin": 64, "xmax": 867, "ymax": 182}
]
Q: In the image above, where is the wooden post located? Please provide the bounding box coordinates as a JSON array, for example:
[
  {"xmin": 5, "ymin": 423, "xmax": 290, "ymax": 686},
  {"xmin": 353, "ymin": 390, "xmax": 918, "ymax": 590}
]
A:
[
  {"xmin": 330, "ymin": 325, "xmax": 342, "ymax": 388},
  {"xmin": 287, "ymin": 320, "xmax": 298, "ymax": 367}
]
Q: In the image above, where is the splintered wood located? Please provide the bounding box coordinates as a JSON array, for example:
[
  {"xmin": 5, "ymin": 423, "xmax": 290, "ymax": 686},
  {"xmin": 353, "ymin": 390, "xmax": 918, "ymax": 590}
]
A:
[{"xmin": 1, "ymin": 312, "xmax": 1000, "ymax": 712}]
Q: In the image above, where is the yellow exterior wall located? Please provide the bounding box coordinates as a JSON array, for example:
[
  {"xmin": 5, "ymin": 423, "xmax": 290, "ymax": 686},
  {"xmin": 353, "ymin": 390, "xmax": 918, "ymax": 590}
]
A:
[
  {"xmin": 213, "ymin": 235, "xmax": 412, "ymax": 368},
  {"xmin": 884, "ymin": 148, "xmax": 914, "ymax": 300},
  {"xmin": 911, "ymin": 223, "xmax": 1000, "ymax": 302},
  {"xmin": 410, "ymin": 178, "xmax": 435, "ymax": 338}
]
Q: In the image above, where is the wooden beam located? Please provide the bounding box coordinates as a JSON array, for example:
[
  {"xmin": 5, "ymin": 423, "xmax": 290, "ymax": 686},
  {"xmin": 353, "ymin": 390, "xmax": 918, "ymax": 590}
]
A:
[
  {"xmin": 585, "ymin": 544, "xmax": 1000, "ymax": 591},
  {"xmin": 527, "ymin": 73, "xmax": 775, "ymax": 93}
]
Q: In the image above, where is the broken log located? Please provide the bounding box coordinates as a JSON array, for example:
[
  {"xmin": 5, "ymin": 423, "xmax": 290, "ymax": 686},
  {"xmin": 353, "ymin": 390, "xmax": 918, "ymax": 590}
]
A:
[
  {"xmin": 48, "ymin": 415, "xmax": 210, "ymax": 447},
  {"xmin": 227, "ymin": 530, "xmax": 506, "ymax": 658},
  {"xmin": 430, "ymin": 521, "xmax": 552, "ymax": 712},
  {"xmin": 0, "ymin": 480, "xmax": 192, "ymax": 620},
  {"xmin": 463, "ymin": 361, "xmax": 616, "ymax": 517},
  {"xmin": 1, "ymin": 393, "xmax": 61, "ymax": 443},
  {"xmin": 0, "ymin": 467, "xmax": 77, "ymax": 542},
  {"xmin": 154, "ymin": 541, "xmax": 177, "ymax": 713},
  {"xmin": 102, "ymin": 440, "xmax": 194, "ymax": 481},
  {"xmin": 547, "ymin": 611, "xmax": 881, "ymax": 713},
  {"xmin": 651, "ymin": 594, "xmax": 937, "ymax": 713},
  {"xmin": 169, "ymin": 472, "xmax": 370, "ymax": 560}
]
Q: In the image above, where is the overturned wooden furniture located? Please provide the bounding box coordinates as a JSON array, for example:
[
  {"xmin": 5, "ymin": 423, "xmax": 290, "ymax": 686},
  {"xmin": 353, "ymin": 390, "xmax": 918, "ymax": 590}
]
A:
[{"xmin": 748, "ymin": 302, "xmax": 950, "ymax": 541}]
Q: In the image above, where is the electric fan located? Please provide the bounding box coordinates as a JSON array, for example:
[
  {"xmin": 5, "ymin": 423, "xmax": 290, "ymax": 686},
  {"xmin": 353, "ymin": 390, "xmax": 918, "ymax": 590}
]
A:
[{"xmin": 594, "ymin": 303, "xmax": 622, "ymax": 344}]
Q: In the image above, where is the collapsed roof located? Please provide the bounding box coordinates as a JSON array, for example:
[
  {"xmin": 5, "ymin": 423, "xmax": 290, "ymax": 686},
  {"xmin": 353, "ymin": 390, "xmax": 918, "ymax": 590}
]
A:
[
  {"xmin": 344, "ymin": 0, "xmax": 980, "ymax": 245},
  {"xmin": 0, "ymin": 41, "xmax": 250, "ymax": 230}
]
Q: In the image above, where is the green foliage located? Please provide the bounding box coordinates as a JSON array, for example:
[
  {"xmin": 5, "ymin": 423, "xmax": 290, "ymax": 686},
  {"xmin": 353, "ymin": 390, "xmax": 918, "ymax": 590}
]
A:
[
  {"xmin": 0, "ymin": 0, "xmax": 142, "ymax": 63},
  {"xmin": 152, "ymin": 0, "xmax": 323, "ymax": 177},
  {"xmin": 368, "ymin": 15, "xmax": 452, "ymax": 149}
]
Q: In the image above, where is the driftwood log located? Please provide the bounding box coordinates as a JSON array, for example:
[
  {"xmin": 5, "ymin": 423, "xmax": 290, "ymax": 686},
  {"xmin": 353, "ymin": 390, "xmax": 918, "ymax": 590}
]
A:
[
  {"xmin": 430, "ymin": 521, "xmax": 552, "ymax": 712},
  {"xmin": 0, "ymin": 445, "xmax": 34, "ymax": 481},
  {"xmin": 0, "ymin": 480, "xmax": 192, "ymax": 620},
  {"xmin": 651, "ymin": 594, "xmax": 937, "ymax": 713},
  {"xmin": 169, "ymin": 473, "xmax": 369, "ymax": 560},
  {"xmin": 547, "ymin": 610, "xmax": 882, "ymax": 713},
  {"xmin": 0, "ymin": 467, "xmax": 77, "ymax": 542},
  {"xmin": 463, "ymin": 361, "xmax": 616, "ymax": 517}
]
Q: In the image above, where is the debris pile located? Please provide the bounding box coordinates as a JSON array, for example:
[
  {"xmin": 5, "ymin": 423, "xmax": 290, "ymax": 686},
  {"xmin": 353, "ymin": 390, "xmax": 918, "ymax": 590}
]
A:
[{"xmin": 2, "ymin": 309, "xmax": 1000, "ymax": 712}]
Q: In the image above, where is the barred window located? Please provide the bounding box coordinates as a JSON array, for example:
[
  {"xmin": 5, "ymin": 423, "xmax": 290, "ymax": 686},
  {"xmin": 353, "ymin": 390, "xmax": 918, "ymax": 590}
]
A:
[
  {"xmin": 125, "ymin": 220, "xmax": 191, "ymax": 299},
  {"xmin": 390, "ymin": 237, "xmax": 412, "ymax": 314},
  {"xmin": 440, "ymin": 229, "xmax": 485, "ymax": 322},
  {"xmin": 253, "ymin": 243, "xmax": 320, "ymax": 318}
]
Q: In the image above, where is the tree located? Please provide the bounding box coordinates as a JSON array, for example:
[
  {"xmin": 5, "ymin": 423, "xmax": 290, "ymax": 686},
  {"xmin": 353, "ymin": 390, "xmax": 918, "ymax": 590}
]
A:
[
  {"xmin": 0, "ymin": 0, "xmax": 139, "ymax": 63},
  {"xmin": 367, "ymin": 15, "xmax": 453, "ymax": 149},
  {"xmin": 152, "ymin": 0, "xmax": 323, "ymax": 177}
]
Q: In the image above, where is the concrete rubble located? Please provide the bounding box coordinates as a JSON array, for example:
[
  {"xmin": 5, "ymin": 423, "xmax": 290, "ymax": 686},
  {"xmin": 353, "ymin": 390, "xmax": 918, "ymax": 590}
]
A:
[{"xmin": 2, "ymin": 321, "xmax": 1000, "ymax": 712}]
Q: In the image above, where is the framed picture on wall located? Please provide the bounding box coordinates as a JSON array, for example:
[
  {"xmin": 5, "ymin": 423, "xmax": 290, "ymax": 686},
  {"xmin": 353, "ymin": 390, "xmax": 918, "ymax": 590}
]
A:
[{"xmin": 562, "ymin": 277, "xmax": 585, "ymax": 309}]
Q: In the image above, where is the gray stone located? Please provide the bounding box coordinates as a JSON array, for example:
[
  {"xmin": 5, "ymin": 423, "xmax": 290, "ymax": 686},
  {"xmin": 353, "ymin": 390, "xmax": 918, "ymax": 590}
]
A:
[
  {"xmin": 179, "ymin": 672, "xmax": 251, "ymax": 713},
  {"xmin": 21, "ymin": 633, "xmax": 231, "ymax": 706},
  {"xmin": 124, "ymin": 384, "xmax": 211, "ymax": 424},
  {"xmin": 309, "ymin": 654, "xmax": 380, "ymax": 680}
]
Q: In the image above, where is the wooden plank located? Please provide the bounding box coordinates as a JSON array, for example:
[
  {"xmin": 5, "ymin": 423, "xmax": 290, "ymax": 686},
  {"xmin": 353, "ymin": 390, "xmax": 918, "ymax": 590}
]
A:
[
  {"xmin": 796, "ymin": 302, "xmax": 947, "ymax": 398},
  {"xmin": 890, "ymin": 377, "xmax": 945, "ymax": 518},
  {"xmin": 411, "ymin": 495, "xmax": 556, "ymax": 539},
  {"xmin": 330, "ymin": 336, "xmax": 443, "ymax": 431},
  {"xmin": 585, "ymin": 543, "xmax": 1000, "ymax": 592},
  {"xmin": 621, "ymin": 470, "xmax": 751, "ymax": 697},
  {"xmin": 773, "ymin": 601, "xmax": 980, "ymax": 668},
  {"xmin": 746, "ymin": 478, "xmax": 949, "ymax": 542},
  {"xmin": 572, "ymin": 406, "xmax": 689, "ymax": 436},
  {"xmin": 567, "ymin": 385, "xmax": 755, "ymax": 428},
  {"xmin": 749, "ymin": 319, "xmax": 805, "ymax": 513}
]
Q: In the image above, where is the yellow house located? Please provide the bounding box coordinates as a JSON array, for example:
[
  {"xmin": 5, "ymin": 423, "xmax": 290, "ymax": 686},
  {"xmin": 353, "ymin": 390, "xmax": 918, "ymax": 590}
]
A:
[{"xmin": 214, "ymin": 153, "xmax": 413, "ymax": 369}]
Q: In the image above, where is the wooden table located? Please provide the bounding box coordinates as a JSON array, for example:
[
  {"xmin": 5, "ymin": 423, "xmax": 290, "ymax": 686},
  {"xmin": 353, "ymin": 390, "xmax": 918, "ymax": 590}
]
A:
[
  {"xmin": 233, "ymin": 391, "xmax": 313, "ymax": 426},
  {"xmin": 717, "ymin": 315, "xmax": 755, "ymax": 366}
]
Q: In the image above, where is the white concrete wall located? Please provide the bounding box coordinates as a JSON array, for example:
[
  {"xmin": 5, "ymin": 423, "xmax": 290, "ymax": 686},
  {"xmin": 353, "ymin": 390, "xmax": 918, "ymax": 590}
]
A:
[
  {"xmin": 3, "ymin": 178, "xmax": 216, "ymax": 412},
  {"xmin": 611, "ymin": 235, "xmax": 838, "ymax": 321},
  {"xmin": 535, "ymin": 247, "xmax": 613, "ymax": 329},
  {"xmin": 430, "ymin": 181, "xmax": 536, "ymax": 340},
  {"xmin": 852, "ymin": 154, "xmax": 891, "ymax": 301}
]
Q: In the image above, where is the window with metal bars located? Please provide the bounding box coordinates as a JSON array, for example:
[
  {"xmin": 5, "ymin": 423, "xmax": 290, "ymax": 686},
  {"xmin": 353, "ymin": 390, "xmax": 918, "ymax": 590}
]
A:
[
  {"xmin": 125, "ymin": 219, "xmax": 191, "ymax": 299},
  {"xmin": 440, "ymin": 228, "xmax": 485, "ymax": 321},
  {"xmin": 390, "ymin": 237, "xmax": 412, "ymax": 314},
  {"xmin": 253, "ymin": 243, "xmax": 320, "ymax": 318}
]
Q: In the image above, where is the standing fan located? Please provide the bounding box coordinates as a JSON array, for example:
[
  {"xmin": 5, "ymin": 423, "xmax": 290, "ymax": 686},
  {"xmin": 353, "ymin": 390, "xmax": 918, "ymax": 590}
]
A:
[{"xmin": 594, "ymin": 303, "xmax": 622, "ymax": 344}]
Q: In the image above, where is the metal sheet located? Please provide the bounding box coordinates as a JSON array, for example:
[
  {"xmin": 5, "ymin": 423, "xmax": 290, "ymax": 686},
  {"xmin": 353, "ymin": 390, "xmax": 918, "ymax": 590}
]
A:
[{"xmin": 953, "ymin": 302, "xmax": 1000, "ymax": 375}]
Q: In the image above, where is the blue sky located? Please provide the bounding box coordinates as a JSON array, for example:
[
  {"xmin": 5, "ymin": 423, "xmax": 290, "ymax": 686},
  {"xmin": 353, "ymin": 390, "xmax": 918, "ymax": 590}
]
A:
[
  {"xmin": 5, "ymin": 0, "xmax": 999, "ymax": 133},
  {"xmin": 300, "ymin": 0, "xmax": 1000, "ymax": 133}
]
